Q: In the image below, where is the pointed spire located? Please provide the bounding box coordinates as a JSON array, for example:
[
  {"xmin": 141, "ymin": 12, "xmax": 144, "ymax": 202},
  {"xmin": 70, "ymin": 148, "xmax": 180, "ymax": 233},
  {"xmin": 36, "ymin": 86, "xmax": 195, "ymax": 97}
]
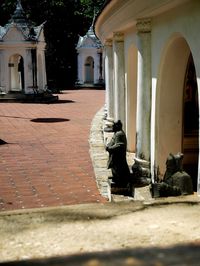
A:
[
  {"xmin": 87, "ymin": 13, "xmax": 96, "ymax": 37},
  {"xmin": 9, "ymin": 0, "xmax": 29, "ymax": 25},
  {"xmin": 16, "ymin": 0, "xmax": 23, "ymax": 10},
  {"xmin": 91, "ymin": 10, "xmax": 96, "ymax": 28}
]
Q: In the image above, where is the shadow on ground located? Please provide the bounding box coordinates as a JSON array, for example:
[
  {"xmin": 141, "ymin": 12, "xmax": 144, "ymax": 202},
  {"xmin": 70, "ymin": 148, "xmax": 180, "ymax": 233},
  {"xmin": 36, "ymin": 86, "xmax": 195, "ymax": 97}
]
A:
[
  {"xmin": 0, "ymin": 139, "xmax": 7, "ymax": 145},
  {"xmin": 30, "ymin": 118, "xmax": 70, "ymax": 123},
  {"xmin": 50, "ymin": 99, "xmax": 75, "ymax": 104},
  {"xmin": 1, "ymin": 243, "xmax": 199, "ymax": 266}
]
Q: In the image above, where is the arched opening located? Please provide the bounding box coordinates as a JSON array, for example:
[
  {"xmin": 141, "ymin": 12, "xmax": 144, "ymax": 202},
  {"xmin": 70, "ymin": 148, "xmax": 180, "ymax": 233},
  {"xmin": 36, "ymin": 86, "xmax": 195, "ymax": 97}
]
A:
[
  {"xmin": 126, "ymin": 44, "xmax": 138, "ymax": 152},
  {"xmin": 9, "ymin": 54, "xmax": 24, "ymax": 92},
  {"xmin": 156, "ymin": 34, "xmax": 199, "ymax": 191},
  {"xmin": 85, "ymin": 56, "xmax": 94, "ymax": 83},
  {"xmin": 182, "ymin": 54, "xmax": 199, "ymax": 190}
]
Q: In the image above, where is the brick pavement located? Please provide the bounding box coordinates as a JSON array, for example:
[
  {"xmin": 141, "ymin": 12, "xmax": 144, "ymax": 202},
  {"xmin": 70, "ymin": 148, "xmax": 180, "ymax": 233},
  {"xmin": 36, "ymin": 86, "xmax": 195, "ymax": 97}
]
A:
[{"xmin": 0, "ymin": 89, "xmax": 107, "ymax": 211}]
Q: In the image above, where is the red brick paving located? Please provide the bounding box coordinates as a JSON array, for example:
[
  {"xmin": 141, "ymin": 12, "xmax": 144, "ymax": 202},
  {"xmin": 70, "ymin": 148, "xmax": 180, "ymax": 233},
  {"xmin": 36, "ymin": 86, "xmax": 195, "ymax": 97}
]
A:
[{"xmin": 0, "ymin": 89, "xmax": 107, "ymax": 211}]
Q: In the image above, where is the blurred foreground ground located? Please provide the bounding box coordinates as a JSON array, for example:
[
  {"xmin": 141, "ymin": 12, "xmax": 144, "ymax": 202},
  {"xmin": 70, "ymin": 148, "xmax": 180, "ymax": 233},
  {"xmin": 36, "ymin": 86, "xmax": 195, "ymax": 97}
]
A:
[{"xmin": 0, "ymin": 200, "xmax": 200, "ymax": 265}]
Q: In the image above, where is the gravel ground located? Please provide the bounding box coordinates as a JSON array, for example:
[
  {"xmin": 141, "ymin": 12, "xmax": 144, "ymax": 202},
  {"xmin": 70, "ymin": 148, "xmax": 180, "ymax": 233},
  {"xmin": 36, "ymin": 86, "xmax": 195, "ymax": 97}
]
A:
[{"xmin": 0, "ymin": 200, "xmax": 200, "ymax": 264}]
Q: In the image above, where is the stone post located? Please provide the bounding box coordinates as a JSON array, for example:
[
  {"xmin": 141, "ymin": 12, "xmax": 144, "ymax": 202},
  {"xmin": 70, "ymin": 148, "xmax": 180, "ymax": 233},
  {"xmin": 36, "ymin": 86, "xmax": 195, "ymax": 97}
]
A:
[
  {"xmin": 104, "ymin": 39, "xmax": 114, "ymax": 131},
  {"xmin": 133, "ymin": 19, "xmax": 152, "ymax": 183},
  {"xmin": 113, "ymin": 32, "xmax": 126, "ymax": 128}
]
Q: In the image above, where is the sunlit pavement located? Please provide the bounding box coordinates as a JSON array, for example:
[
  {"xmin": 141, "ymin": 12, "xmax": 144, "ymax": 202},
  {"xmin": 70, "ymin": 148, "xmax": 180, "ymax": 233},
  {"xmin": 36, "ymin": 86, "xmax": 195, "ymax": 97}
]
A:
[{"xmin": 0, "ymin": 89, "xmax": 107, "ymax": 211}]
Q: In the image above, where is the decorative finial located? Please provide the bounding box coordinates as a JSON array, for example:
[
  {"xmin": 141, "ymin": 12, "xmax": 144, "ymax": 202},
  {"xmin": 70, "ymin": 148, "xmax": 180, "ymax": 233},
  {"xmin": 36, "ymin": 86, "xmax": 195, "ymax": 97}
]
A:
[{"xmin": 10, "ymin": 0, "xmax": 28, "ymax": 25}]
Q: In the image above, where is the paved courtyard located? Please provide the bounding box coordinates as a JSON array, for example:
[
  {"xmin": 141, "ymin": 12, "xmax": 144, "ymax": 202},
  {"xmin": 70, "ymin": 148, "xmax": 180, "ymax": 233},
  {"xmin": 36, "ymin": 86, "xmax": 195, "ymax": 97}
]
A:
[{"xmin": 0, "ymin": 89, "xmax": 107, "ymax": 211}]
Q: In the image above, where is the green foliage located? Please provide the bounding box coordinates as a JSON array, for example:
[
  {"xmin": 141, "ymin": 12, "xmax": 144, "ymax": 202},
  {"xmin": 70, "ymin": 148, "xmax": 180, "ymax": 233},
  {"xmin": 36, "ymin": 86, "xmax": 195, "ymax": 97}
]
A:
[
  {"xmin": 0, "ymin": 0, "xmax": 104, "ymax": 88},
  {"xmin": 76, "ymin": 0, "xmax": 103, "ymax": 18}
]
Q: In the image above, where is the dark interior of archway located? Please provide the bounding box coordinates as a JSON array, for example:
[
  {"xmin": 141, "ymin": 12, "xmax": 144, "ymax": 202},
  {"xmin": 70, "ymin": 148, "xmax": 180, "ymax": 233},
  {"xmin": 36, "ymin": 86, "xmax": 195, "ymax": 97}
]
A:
[
  {"xmin": 183, "ymin": 54, "xmax": 199, "ymax": 191},
  {"xmin": 18, "ymin": 56, "xmax": 25, "ymax": 90}
]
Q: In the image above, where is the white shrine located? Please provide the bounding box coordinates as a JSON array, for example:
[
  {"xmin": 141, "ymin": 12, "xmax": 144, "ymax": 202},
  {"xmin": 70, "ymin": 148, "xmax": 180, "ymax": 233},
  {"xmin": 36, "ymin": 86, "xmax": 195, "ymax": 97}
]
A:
[
  {"xmin": 76, "ymin": 20, "xmax": 104, "ymax": 87},
  {"xmin": 0, "ymin": 0, "xmax": 47, "ymax": 96}
]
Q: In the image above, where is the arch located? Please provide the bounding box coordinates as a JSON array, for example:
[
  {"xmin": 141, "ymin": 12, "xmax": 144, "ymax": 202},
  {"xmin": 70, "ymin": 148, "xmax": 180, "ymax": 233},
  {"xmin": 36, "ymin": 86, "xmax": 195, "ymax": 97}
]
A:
[
  {"xmin": 84, "ymin": 56, "xmax": 94, "ymax": 83},
  {"xmin": 155, "ymin": 33, "xmax": 199, "ymax": 191},
  {"xmin": 9, "ymin": 54, "xmax": 24, "ymax": 92},
  {"xmin": 126, "ymin": 44, "xmax": 138, "ymax": 152}
]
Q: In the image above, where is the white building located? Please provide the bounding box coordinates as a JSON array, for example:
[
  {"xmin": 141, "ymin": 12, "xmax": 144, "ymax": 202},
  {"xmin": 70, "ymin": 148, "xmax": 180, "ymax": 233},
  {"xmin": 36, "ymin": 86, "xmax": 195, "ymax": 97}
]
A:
[
  {"xmin": 0, "ymin": 0, "xmax": 47, "ymax": 95},
  {"xmin": 76, "ymin": 20, "xmax": 104, "ymax": 87},
  {"xmin": 95, "ymin": 0, "xmax": 200, "ymax": 194}
]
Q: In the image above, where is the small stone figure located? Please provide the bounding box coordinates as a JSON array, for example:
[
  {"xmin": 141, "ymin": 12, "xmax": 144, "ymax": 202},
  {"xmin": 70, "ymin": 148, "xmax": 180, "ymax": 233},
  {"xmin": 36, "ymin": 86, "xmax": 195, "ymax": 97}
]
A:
[
  {"xmin": 106, "ymin": 120, "xmax": 131, "ymax": 187},
  {"xmin": 131, "ymin": 158, "xmax": 151, "ymax": 187},
  {"xmin": 151, "ymin": 152, "xmax": 193, "ymax": 197}
]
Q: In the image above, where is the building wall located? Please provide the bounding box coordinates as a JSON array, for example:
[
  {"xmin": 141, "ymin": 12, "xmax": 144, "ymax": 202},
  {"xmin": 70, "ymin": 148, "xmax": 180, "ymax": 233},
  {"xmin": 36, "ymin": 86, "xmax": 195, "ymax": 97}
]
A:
[{"xmin": 95, "ymin": 0, "xmax": 200, "ymax": 192}]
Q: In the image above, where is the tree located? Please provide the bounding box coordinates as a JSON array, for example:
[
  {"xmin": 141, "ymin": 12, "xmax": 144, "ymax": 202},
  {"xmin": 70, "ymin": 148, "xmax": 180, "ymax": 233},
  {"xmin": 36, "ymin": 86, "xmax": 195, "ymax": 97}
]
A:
[{"xmin": 0, "ymin": 0, "xmax": 104, "ymax": 89}]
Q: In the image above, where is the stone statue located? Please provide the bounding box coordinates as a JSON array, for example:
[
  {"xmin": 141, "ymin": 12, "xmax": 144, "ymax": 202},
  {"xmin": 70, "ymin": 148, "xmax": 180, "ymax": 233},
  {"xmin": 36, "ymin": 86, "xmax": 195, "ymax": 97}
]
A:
[
  {"xmin": 106, "ymin": 120, "xmax": 131, "ymax": 187},
  {"xmin": 131, "ymin": 158, "xmax": 151, "ymax": 187},
  {"xmin": 151, "ymin": 152, "xmax": 193, "ymax": 197}
]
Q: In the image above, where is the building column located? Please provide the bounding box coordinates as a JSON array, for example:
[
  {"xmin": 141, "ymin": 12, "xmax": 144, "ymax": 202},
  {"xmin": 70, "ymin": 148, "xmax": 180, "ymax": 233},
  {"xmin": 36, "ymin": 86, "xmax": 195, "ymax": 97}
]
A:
[
  {"xmin": 0, "ymin": 51, "xmax": 6, "ymax": 93},
  {"xmin": 104, "ymin": 39, "xmax": 114, "ymax": 131},
  {"xmin": 37, "ymin": 47, "xmax": 47, "ymax": 91},
  {"xmin": 3, "ymin": 53, "xmax": 8, "ymax": 93},
  {"xmin": 134, "ymin": 19, "xmax": 152, "ymax": 181},
  {"xmin": 77, "ymin": 52, "xmax": 84, "ymax": 84},
  {"xmin": 0, "ymin": 51, "xmax": 2, "ymax": 91},
  {"xmin": 42, "ymin": 49, "xmax": 47, "ymax": 89},
  {"xmin": 94, "ymin": 53, "xmax": 99, "ymax": 84},
  {"xmin": 97, "ymin": 49, "xmax": 103, "ymax": 84},
  {"xmin": 113, "ymin": 32, "xmax": 126, "ymax": 128},
  {"xmin": 24, "ymin": 48, "xmax": 34, "ymax": 94}
]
